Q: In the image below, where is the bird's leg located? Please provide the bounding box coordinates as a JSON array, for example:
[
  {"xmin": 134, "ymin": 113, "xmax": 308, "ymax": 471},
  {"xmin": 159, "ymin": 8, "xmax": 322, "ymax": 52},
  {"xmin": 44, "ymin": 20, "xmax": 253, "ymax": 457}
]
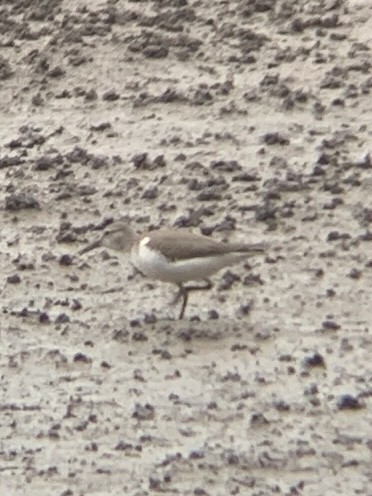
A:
[
  {"xmin": 178, "ymin": 286, "xmax": 189, "ymax": 320},
  {"xmin": 129, "ymin": 262, "xmax": 146, "ymax": 279},
  {"xmin": 172, "ymin": 283, "xmax": 184, "ymax": 305},
  {"xmin": 177, "ymin": 279, "xmax": 213, "ymax": 319},
  {"xmin": 171, "ymin": 284, "xmax": 188, "ymax": 320}
]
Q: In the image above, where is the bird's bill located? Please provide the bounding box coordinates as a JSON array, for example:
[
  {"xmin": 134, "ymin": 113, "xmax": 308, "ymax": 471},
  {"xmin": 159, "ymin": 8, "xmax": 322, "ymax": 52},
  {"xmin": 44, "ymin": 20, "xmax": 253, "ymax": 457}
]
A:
[
  {"xmin": 79, "ymin": 238, "xmax": 102, "ymax": 255},
  {"xmin": 249, "ymin": 242, "xmax": 266, "ymax": 253}
]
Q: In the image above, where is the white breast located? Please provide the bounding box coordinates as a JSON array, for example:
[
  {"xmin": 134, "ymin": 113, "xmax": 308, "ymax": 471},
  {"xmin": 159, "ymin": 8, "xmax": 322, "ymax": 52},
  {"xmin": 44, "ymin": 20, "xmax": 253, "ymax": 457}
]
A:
[{"xmin": 131, "ymin": 238, "xmax": 245, "ymax": 284}]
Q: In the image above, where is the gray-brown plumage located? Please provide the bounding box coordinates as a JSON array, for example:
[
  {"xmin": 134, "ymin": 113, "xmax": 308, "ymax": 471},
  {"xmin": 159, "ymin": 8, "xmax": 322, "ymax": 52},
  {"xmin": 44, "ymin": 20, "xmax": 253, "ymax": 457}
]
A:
[
  {"xmin": 79, "ymin": 220, "xmax": 266, "ymax": 319},
  {"xmin": 142, "ymin": 229, "xmax": 265, "ymax": 262}
]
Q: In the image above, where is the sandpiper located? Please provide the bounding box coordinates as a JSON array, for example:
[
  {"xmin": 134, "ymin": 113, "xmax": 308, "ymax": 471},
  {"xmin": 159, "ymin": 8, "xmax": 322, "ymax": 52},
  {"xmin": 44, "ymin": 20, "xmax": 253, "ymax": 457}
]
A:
[{"xmin": 79, "ymin": 221, "xmax": 265, "ymax": 319}]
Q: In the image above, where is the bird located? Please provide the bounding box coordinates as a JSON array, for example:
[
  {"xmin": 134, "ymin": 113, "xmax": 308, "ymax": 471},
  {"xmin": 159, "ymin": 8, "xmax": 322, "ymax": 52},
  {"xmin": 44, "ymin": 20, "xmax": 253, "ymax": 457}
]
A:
[{"xmin": 79, "ymin": 220, "xmax": 266, "ymax": 319}]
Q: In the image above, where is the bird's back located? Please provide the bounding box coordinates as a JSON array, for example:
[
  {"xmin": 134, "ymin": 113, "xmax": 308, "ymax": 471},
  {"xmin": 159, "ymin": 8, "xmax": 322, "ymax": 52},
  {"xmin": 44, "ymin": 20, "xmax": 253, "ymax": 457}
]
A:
[{"xmin": 142, "ymin": 229, "xmax": 264, "ymax": 262}]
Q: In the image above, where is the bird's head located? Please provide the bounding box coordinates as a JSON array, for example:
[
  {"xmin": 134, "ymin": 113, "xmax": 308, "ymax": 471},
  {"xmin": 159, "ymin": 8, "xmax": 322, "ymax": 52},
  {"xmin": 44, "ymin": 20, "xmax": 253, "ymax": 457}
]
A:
[{"xmin": 79, "ymin": 221, "xmax": 137, "ymax": 255}]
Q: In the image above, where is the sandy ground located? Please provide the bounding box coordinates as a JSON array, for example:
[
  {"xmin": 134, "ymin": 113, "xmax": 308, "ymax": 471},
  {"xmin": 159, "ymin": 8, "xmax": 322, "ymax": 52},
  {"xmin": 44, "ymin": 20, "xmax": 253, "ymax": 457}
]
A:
[{"xmin": 1, "ymin": 0, "xmax": 372, "ymax": 494}]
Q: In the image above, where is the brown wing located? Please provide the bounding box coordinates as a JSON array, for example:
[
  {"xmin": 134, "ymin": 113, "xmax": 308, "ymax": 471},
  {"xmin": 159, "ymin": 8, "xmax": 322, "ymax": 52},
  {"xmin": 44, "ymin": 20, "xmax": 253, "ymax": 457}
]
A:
[{"xmin": 145, "ymin": 229, "xmax": 264, "ymax": 261}]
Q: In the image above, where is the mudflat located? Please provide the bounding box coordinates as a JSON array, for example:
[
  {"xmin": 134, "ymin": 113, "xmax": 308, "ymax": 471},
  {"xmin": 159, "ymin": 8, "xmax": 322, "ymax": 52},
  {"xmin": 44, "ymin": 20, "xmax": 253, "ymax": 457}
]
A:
[{"xmin": 1, "ymin": 1, "xmax": 371, "ymax": 495}]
